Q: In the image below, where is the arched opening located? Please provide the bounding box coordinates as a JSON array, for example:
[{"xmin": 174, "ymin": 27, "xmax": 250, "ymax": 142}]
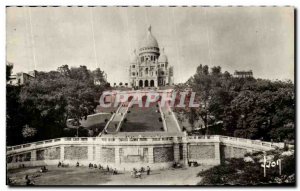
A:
[
  {"xmin": 145, "ymin": 68, "xmax": 148, "ymax": 75},
  {"xmin": 150, "ymin": 80, "xmax": 154, "ymax": 87},
  {"xmin": 145, "ymin": 80, "xmax": 149, "ymax": 87},
  {"xmin": 128, "ymin": 96, "xmax": 134, "ymax": 102},
  {"xmin": 141, "ymin": 95, "xmax": 148, "ymax": 105},
  {"xmin": 139, "ymin": 80, "xmax": 143, "ymax": 87}
]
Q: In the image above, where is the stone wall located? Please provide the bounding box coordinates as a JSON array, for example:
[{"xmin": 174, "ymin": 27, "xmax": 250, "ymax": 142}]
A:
[
  {"xmin": 221, "ymin": 145, "xmax": 230, "ymax": 159},
  {"xmin": 120, "ymin": 147, "xmax": 149, "ymax": 163},
  {"xmin": 179, "ymin": 144, "xmax": 183, "ymax": 160},
  {"xmin": 36, "ymin": 147, "xmax": 60, "ymax": 160},
  {"xmin": 189, "ymin": 144, "xmax": 215, "ymax": 159},
  {"xmin": 232, "ymin": 147, "xmax": 248, "ymax": 158},
  {"xmin": 64, "ymin": 146, "xmax": 87, "ymax": 160},
  {"xmin": 221, "ymin": 145, "xmax": 248, "ymax": 159},
  {"xmin": 7, "ymin": 152, "xmax": 31, "ymax": 163},
  {"xmin": 7, "ymin": 135, "xmax": 279, "ymax": 170},
  {"xmin": 101, "ymin": 147, "xmax": 115, "ymax": 163},
  {"xmin": 153, "ymin": 146, "xmax": 174, "ymax": 163}
]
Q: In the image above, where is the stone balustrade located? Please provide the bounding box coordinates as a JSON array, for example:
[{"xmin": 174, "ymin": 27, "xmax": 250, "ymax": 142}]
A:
[
  {"xmin": 6, "ymin": 135, "xmax": 285, "ymax": 170},
  {"xmin": 7, "ymin": 135, "xmax": 284, "ymax": 154}
]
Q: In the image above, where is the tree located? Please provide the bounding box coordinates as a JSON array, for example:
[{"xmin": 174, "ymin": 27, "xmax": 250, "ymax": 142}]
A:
[
  {"xmin": 22, "ymin": 125, "xmax": 37, "ymax": 140},
  {"xmin": 93, "ymin": 68, "xmax": 106, "ymax": 85},
  {"xmin": 178, "ymin": 64, "xmax": 294, "ymax": 141},
  {"xmin": 17, "ymin": 65, "xmax": 107, "ymax": 141}
]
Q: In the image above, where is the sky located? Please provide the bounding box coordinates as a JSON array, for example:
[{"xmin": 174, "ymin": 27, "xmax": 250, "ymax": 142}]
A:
[{"xmin": 6, "ymin": 7, "xmax": 294, "ymax": 84}]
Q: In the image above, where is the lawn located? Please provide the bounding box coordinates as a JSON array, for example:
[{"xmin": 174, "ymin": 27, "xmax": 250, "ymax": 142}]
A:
[
  {"xmin": 80, "ymin": 113, "xmax": 111, "ymax": 132},
  {"xmin": 7, "ymin": 166, "xmax": 113, "ymax": 185},
  {"xmin": 7, "ymin": 165, "xmax": 212, "ymax": 185},
  {"xmin": 120, "ymin": 103, "xmax": 164, "ymax": 132}
]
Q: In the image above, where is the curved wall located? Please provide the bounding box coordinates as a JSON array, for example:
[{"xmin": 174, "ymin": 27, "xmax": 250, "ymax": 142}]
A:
[{"xmin": 7, "ymin": 135, "xmax": 284, "ymax": 171}]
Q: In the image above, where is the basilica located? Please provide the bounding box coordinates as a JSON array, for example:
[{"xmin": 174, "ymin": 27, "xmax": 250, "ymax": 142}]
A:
[{"xmin": 129, "ymin": 26, "xmax": 174, "ymax": 88}]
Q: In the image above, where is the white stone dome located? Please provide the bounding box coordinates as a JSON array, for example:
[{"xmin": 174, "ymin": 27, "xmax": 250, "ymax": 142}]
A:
[
  {"xmin": 158, "ymin": 48, "xmax": 168, "ymax": 62},
  {"xmin": 139, "ymin": 25, "xmax": 159, "ymax": 50},
  {"xmin": 130, "ymin": 49, "xmax": 138, "ymax": 63}
]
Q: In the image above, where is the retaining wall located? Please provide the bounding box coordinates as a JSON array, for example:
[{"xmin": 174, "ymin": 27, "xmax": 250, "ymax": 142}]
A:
[{"xmin": 7, "ymin": 135, "xmax": 284, "ymax": 171}]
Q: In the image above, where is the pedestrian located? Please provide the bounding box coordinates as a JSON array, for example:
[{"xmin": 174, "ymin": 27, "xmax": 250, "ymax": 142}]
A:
[
  {"xmin": 113, "ymin": 168, "xmax": 118, "ymax": 175},
  {"xmin": 107, "ymin": 165, "xmax": 110, "ymax": 172},
  {"xmin": 25, "ymin": 175, "xmax": 34, "ymax": 186},
  {"xmin": 147, "ymin": 166, "xmax": 151, "ymax": 175}
]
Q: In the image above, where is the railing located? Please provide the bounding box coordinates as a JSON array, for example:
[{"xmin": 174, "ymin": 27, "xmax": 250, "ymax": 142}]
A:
[
  {"xmin": 218, "ymin": 135, "xmax": 284, "ymax": 149},
  {"xmin": 7, "ymin": 136, "xmax": 180, "ymax": 153},
  {"xmin": 7, "ymin": 135, "xmax": 285, "ymax": 154},
  {"xmin": 158, "ymin": 102, "xmax": 167, "ymax": 131}
]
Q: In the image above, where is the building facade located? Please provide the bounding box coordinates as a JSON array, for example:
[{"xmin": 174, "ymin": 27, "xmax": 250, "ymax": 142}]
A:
[
  {"xmin": 129, "ymin": 26, "xmax": 173, "ymax": 88},
  {"xmin": 7, "ymin": 71, "xmax": 36, "ymax": 86},
  {"xmin": 234, "ymin": 70, "xmax": 253, "ymax": 78}
]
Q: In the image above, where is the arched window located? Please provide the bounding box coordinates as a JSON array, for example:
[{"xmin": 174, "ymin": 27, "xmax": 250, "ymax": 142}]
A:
[{"xmin": 145, "ymin": 80, "xmax": 149, "ymax": 87}]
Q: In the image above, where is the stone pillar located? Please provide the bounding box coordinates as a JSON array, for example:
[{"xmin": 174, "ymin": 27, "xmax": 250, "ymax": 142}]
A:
[
  {"xmin": 115, "ymin": 146, "xmax": 120, "ymax": 164},
  {"xmin": 148, "ymin": 146, "xmax": 154, "ymax": 164},
  {"xmin": 214, "ymin": 142, "xmax": 221, "ymax": 165},
  {"xmin": 31, "ymin": 150, "xmax": 37, "ymax": 161},
  {"xmin": 60, "ymin": 145, "xmax": 65, "ymax": 161},
  {"xmin": 230, "ymin": 146, "xmax": 234, "ymax": 158},
  {"xmin": 95, "ymin": 145, "xmax": 101, "ymax": 162},
  {"xmin": 87, "ymin": 145, "xmax": 94, "ymax": 162},
  {"xmin": 182, "ymin": 143, "xmax": 188, "ymax": 166}
]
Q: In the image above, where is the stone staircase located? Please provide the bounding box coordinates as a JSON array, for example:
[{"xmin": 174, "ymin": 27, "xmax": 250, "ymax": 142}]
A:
[
  {"xmin": 160, "ymin": 105, "xmax": 181, "ymax": 133},
  {"xmin": 104, "ymin": 102, "xmax": 130, "ymax": 134}
]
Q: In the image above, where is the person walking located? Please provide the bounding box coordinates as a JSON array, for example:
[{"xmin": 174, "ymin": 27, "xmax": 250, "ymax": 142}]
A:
[
  {"xmin": 25, "ymin": 175, "xmax": 34, "ymax": 186},
  {"xmin": 146, "ymin": 166, "xmax": 151, "ymax": 175}
]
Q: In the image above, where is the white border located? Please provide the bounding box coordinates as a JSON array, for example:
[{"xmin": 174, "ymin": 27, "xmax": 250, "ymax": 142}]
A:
[{"xmin": 0, "ymin": 0, "xmax": 298, "ymax": 191}]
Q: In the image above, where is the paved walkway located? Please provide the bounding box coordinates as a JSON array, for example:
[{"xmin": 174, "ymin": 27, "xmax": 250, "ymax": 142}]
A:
[
  {"xmin": 101, "ymin": 166, "xmax": 211, "ymax": 185},
  {"xmin": 106, "ymin": 104, "xmax": 128, "ymax": 133},
  {"xmin": 161, "ymin": 105, "xmax": 181, "ymax": 133},
  {"xmin": 7, "ymin": 165, "xmax": 212, "ymax": 185}
]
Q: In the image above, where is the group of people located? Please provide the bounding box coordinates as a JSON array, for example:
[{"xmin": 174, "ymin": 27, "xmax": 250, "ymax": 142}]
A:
[
  {"xmin": 88, "ymin": 163, "xmax": 118, "ymax": 175},
  {"xmin": 131, "ymin": 166, "xmax": 151, "ymax": 178},
  {"xmin": 57, "ymin": 161, "xmax": 69, "ymax": 168},
  {"xmin": 39, "ymin": 166, "xmax": 48, "ymax": 173}
]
